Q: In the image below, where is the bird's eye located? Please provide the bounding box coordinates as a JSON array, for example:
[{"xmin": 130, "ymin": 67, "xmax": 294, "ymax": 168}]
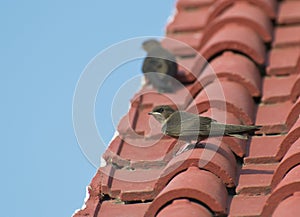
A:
[{"xmin": 158, "ymin": 108, "xmax": 164, "ymax": 113}]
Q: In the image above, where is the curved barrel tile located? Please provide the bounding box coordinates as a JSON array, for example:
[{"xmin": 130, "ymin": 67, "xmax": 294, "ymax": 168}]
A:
[
  {"xmin": 271, "ymin": 139, "xmax": 300, "ymax": 190},
  {"xmin": 275, "ymin": 117, "xmax": 300, "ymax": 161},
  {"xmin": 157, "ymin": 141, "xmax": 237, "ymax": 189},
  {"xmin": 201, "ymin": 51, "xmax": 262, "ymax": 97},
  {"xmin": 157, "ymin": 199, "xmax": 213, "ymax": 217},
  {"xmin": 286, "ymin": 98, "xmax": 300, "ymax": 130},
  {"xmin": 200, "ymin": 23, "xmax": 266, "ymax": 65},
  {"xmin": 206, "ymin": 0, "xmax": 235, "ymax": 22},
  {"xmin": 273, "ymin": 194, "xmax": 300, "ymax": 217},
  {"xmin": 290, "ymin": 74, "xmax": 300, "ymax": 103},
  {"xmin": 145, "ymin": 167, "xmax": 228, "ymax": 217},
  {"xmin": 176, "ymin": 54, "xmax": 207, "ymax": 83},
  {"xmin": 261, "ymin": 165, "xmax": 300, "ymax": 217},
  {"xmin": 203, "ymin": 2, "xmax": 272, "ymax": 45},
  {"xmin": 188, "ymin": 80, "xmax": 256, "ymax": 125}
]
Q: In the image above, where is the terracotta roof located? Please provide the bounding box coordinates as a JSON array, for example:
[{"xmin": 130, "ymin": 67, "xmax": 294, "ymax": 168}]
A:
[{"xmin": 73, "ymin": 0, "xmax": 300, "ymax": 216}]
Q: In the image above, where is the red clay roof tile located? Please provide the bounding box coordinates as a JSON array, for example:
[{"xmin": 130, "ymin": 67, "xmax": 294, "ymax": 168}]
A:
[
  {"xmin": 245, "ymin": 135, "xmax": 285, "ymax": 164},
  {"xmin": 273, "ymin": 25, "xmax": 300, "ymax": 48},
  {"xmin": 286, "ymin": 98, "xmax": 300, "ymax": 130},
  {"xmin": 176, "ymin": 54, "xmax": 207, "ymax": 83},
  {"xmin": 158, "ymin": 141, "xmax": 237, "ymax": 187},
  {"xmin": 165, "ymin": 32, "xmax": 203, "ymax": 52},
  {"xmin": 99, "ymin": 165, "xmax": 161, "ymax": 201},
  {"xmin": 189, "ymin": 80, "xmax": 256, "ymax": 125},
  {"xmin": 273, "ymin": 194, "xmax": 300, "ymax": 217},
  {"xmin": 166, "ymin": 7, "xmax": 211, "ymax": 33},
  {"xmin": 278, "ymin": 1, "xmax": 300, "ymax": 25},
  {"xmin": 206, "ymin": 0, "xmax": 235, "ymax": 22},
  {"xmin": 261, "ymin": 164, "xmax": 300, "ymax": 216},
  {"xmin": 262, "ymin": 74, "xmax": 298, "ymax": 103},
  {"xmin": 176, "ymin": 0, "xmax": 215, "ymax": 10},
  {"xmin": 274, "ymin": 117, "xmax": 300, "ymax": 160},
  {"xmin": 74, "ymin": 0, "xmax": 300, "ymax": 216},
  {"xmin": 97, "ymin": 200, "xmax": 150, "ymax": 217},
  {"xmin": 229, "ymin": 195, "xmax": 268, "ymax": 217},
  {"xmin": 246, "ymin": 118, "xmax": 300, "ymax": 164},
  {"xmin": 241, "ymin": 0, "xmax": 277, "ymax": 19},
  {"xmin": 146, "ymin": 167, "xmax": 228, "ymax": 217},
  {"xmin": 202, "ymin": 2, "xmax": 273, "ymax": 45},
  {"xmin": 291, "ymin": 76, "xmax": 300, "ymax": 102},
  {"xmin": 255, "ymin": 101, "xmax": 292, "ymax": 134},
  {"xmin": 271, "ymin": 138, "xmax": 300, "ymax": 191},
  {"xmin": 267, "ymin": 46, "xmax": 300, "ymax": 76},
  {"xmin": 200, "ymin": 23, "xmax": 266, "ymax": 64},
  {"xmin": 156, "ymin": 199, "xmax": 213, "ymax": 217},
  {"xmin": 236, "ymin": 163, "xmax": 277, "ymax": 195},
  {"xmin": 117, "ymin": 106, "xmax": 138, "ymax": 136},
  {"xmin": 103, "ymin": 136, "xmax": 177, "ymax": 168},
  {"xmin": 75, "ymin": 196, "xmax": 99, "ymax": 217},
  {"xmin": 201, "ymin": 51, "xmax": 262, "ymax": 97},
  {"xmin": 132, "ymin": 85, "xmax": 197, "ymax": 111},
  {"xmin": 161, "ymin": 36, "xmax": 201, "ymax": 56}
]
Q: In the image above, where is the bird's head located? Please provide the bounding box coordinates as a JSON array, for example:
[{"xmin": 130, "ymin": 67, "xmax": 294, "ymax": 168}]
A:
[
  {"xmin": 142, "ymin": 39, "xmax": 161, "ymax": 52},
  {"xmin": 148, "ymin": 105, "xmax": 175, "ymax": 123}
]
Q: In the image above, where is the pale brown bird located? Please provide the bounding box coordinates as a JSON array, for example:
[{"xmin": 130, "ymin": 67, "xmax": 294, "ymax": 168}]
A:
[
  {"xmin": 142, "ymin": 39, "xmax": 177, "ymax": 93},
  {"xmin": 148, "ymin": 105, "xmax": 261, "ymax": 142}
]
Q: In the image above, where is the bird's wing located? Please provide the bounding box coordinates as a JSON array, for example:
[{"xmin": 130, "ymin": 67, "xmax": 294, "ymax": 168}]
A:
[
  {"xmin": 142, "ymin": 57, "xmax": 168, "ymax": 75},
  {"xmin": 142, "ymin": 56, "xmax": 174, "ymax": 92},
  {"xmin": 163, "ymin": 111, "xmax": 216, "ymax": 137},
  {"xmin": 157, "ymin": 49, "xmax": 177, "ymax": 77}
]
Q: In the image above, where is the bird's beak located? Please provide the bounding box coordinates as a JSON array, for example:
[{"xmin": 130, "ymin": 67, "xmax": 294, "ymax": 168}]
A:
[{"xmin": 148, "ymin": 111, "xmax": 161, "ymax": 116}]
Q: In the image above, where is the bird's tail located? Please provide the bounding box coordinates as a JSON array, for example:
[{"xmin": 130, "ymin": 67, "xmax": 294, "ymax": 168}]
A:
[
  {"xmin": 210, "ymin": 123, "xmax": 261, "ymax": 140},
  {"xmin": 225, "ymin": 124, "xmax": 261, "ymax": 139}
]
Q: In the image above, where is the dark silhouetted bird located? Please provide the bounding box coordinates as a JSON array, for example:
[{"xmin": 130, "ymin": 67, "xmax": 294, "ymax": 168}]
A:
[
  {"xmin": 142, "ymin": 39, "xmax": 177, "ymax": 93},
  {"xmin": 148, "ymin": 105, "xmax": 261, "ymax": 142}
]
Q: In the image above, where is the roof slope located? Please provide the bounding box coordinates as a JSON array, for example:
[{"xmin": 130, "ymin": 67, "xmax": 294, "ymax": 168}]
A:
[{"xmin": 74, "ymin": 0, "xmax": 300, "ymax": 216}]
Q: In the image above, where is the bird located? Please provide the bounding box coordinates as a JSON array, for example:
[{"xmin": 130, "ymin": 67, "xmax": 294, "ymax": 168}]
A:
[
  {"xmin": 142, "ymin": 39, "xmax": 178, "ymax": 93},
  {"xmin": 148, "ymin": 105, "xmax": 261, "ymax": 142}
]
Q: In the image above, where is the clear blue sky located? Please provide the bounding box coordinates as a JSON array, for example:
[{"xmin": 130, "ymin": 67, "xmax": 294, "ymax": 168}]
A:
[{"xmin": 0, "ymin": 1, "xmax": 175, "ymax": 216}]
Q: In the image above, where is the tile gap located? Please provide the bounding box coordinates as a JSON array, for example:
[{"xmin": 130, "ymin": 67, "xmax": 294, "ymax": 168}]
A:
[{"xmin": 124, "ymin": 199, "xmax": 153, "ymax": 204}]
